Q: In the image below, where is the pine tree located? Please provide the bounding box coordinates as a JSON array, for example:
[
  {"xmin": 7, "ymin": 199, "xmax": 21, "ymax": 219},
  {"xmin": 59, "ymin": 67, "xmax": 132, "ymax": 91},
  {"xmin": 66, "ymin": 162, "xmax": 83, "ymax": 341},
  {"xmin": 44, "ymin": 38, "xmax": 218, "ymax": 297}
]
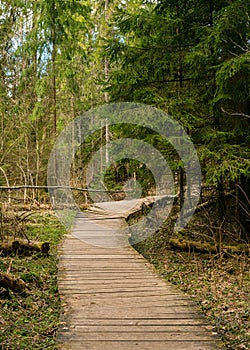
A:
[{"xmin": 105, "ymin": 0, "xmax": 250, "ymax": 233}]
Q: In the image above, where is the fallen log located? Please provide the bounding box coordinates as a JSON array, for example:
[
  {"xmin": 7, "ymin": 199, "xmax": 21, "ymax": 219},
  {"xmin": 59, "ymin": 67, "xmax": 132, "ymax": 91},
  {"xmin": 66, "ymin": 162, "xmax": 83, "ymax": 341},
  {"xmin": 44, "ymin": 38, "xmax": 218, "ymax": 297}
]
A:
[
  {"xmin": 169, "ymin": 237, "xmax": 250, "ymax": 254},
  {"xmin": 169, "ymin": 237, "xmax": 217, "ymax": 253},
  {"xmin": 0, "ymin": 271, "xmax": 26, "ymax": 293},
  {"xmin": 0, "ymin": 240, "xmax": 50, "ymax": 256}
]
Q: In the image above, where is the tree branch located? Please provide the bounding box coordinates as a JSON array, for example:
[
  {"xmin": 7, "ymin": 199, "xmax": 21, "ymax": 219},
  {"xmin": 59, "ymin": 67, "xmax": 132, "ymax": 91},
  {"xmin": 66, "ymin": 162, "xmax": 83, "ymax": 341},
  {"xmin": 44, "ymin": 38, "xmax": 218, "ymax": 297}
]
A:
[
  {"xmin": 221, "ymin": 107, "xmax": 250, "ymax": 119},
  {"xmin": 0, "ymin": 185, "xmax": 125, "ymax": 193}
]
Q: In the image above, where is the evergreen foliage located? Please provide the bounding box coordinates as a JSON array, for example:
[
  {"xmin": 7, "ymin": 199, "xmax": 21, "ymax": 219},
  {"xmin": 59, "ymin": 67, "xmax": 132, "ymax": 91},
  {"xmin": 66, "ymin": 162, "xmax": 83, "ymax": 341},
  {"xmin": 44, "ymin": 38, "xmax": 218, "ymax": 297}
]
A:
[
  {"xmin": 0, "ymin": 0, "xmax": 249, "ymax": 232},
  {"xmin": 104, "ymin": 0, "xmax": 250, "ymax": 232}
]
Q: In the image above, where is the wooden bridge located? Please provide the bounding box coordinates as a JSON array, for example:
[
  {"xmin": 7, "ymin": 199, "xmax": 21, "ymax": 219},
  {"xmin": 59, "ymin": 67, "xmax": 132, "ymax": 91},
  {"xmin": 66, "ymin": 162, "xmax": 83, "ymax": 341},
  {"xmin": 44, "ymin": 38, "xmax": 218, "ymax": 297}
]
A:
[{"xmin": 56, "ymin": 198, "xmax": 220, "ymax": 349}]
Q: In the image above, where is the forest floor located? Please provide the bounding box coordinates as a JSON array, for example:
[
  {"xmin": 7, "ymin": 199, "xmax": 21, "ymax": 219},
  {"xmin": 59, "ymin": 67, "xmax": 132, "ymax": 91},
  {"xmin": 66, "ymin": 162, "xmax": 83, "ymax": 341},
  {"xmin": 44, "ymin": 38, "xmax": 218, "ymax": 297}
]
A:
[
  {"xmin": 134, "ymin": 215, "xmax": 250, "ymax": 350},
  {"xmin": 0, "ymin": 210, "xmax": 66, "ymax": 349}
]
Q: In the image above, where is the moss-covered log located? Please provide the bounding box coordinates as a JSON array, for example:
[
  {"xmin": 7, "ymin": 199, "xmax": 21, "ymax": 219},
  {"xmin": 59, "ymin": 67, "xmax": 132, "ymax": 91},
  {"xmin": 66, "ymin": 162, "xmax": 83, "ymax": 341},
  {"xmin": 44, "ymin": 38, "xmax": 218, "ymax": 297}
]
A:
[
  {"xmin": 0, "ymin": 240, "xmax": 50, "ymax": 256},
  {"xmin": 0, "ymin": 271, "xmax": 26, "ymax": 292},
  {"xmin": 169, "ymin": 237, "xmax": 250, "ymax": 254}
]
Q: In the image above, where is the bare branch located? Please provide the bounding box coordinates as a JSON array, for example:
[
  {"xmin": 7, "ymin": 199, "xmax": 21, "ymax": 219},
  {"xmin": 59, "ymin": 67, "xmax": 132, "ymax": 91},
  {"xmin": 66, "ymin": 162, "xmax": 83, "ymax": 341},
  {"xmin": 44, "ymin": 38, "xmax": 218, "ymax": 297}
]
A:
[
  {"xmin": 221, "ymin": 107, "xmax": 250, "ymax": 119},
  {"xmin": 0, "ymin": 185, "xmax": 125, "ymax": 193}
]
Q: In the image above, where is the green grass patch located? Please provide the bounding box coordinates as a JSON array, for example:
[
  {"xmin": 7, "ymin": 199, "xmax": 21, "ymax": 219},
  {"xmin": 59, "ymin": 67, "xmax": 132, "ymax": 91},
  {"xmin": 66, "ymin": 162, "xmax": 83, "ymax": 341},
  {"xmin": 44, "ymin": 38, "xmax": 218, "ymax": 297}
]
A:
[{"xmin": 0, "ymin": 211, "xmax": 66, "ymax": 349}]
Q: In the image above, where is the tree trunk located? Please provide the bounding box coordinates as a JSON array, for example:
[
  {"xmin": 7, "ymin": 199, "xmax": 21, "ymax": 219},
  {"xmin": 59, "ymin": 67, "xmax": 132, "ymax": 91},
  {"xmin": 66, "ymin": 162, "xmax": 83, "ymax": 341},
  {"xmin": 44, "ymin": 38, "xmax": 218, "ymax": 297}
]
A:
[
  {"xmin": 217, "ymin": 177, "xmax": 225, "ymax": 217},
  {"xmin": 51, "ymin": 0, "xmax": 57, "ymax": 135},
  {"xmin": 238, "ymin": 176, "xmax": 250, "ymax": 237}
]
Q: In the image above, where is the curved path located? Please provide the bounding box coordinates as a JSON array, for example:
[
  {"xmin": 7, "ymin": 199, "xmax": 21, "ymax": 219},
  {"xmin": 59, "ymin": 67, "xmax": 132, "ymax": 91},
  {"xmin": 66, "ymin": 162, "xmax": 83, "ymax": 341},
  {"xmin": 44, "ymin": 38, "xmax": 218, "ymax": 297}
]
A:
[{"xmin": 56, "ymin": 199, "xmax": 220, "ymax": 349}]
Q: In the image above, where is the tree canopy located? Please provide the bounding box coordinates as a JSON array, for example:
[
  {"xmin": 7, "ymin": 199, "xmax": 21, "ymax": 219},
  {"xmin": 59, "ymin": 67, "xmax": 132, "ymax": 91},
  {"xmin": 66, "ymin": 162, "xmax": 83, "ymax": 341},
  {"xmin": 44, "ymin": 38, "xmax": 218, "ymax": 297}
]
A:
[{"xmin": 0, "ymin": 0, "xmax": 249, "ymax": 233}]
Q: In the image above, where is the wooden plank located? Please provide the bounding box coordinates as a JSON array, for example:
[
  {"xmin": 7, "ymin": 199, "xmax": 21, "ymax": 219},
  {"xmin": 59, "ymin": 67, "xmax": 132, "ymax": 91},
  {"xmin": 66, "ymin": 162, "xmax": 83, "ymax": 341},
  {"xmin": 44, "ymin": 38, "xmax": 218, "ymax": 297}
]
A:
[
  {"xmin": 64, "ymin": 325, "xmax": 212, "ymax": 332},
  {"xmin": 60, "ymin": 318, "xmax": 209, "ymax": 326},
  {"xmin": 58, "ymin": 332, "xmax": 218, "ymax": 341},
  {"xmin": 56, "ymin": 340, "xmax": 219, "ymax": 350},
  {"xmin": 61, "ymin": 318, "xmax": 208, "ymax": 326}
]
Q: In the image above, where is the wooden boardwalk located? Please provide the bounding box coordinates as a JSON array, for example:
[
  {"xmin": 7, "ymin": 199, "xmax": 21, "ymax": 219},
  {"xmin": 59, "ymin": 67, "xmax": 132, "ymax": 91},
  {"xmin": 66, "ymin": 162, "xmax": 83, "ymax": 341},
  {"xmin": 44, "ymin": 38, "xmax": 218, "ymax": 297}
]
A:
[{"xmin": 56, "ymin": 201, "xmax": 220, "ymax": 350}]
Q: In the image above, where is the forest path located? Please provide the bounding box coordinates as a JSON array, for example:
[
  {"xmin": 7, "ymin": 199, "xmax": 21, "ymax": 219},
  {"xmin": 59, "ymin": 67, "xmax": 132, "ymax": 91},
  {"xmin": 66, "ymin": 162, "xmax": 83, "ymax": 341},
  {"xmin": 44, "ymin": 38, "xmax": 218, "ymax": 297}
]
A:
[{"xmin": 56, "ymin": 198, "xmax": 220, "ymax": 350}]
